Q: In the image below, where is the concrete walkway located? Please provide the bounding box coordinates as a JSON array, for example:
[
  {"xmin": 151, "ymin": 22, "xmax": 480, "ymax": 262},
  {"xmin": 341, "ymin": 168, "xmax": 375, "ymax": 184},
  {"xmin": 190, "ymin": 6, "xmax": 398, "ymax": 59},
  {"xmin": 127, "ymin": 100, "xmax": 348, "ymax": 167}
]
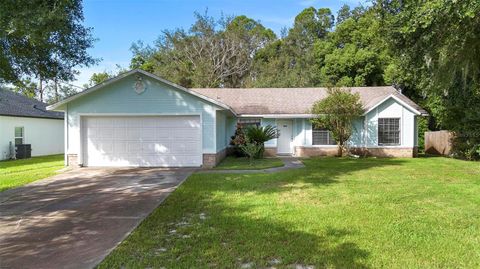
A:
[
  {"xmin": 0, "ymin": 167, "xmax": 193, "ymax": 269},
  {"xmin": 199, "ymin": 157, "xmax": 305, "ymax": 174}
]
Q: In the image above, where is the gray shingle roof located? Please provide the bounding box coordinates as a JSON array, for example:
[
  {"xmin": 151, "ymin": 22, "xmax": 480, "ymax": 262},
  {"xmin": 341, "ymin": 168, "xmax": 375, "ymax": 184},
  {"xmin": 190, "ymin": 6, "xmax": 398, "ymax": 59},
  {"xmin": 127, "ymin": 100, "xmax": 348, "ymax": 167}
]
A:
[
  {"xmin": 0, "ymin": 88, "xmax": 63, "ymax": 119},
  {"xmin": 191, "ymin": 86, "xmax": 428, "ymax": 115}
]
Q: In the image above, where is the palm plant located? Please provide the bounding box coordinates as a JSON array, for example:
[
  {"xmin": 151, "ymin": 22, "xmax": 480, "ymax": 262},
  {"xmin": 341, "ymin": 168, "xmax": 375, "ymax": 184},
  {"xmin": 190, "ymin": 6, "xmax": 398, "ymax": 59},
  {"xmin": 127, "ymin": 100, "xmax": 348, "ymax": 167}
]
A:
[{"xmin": 244, "ymin": 125, "xmax": 278, "ymax": 158}]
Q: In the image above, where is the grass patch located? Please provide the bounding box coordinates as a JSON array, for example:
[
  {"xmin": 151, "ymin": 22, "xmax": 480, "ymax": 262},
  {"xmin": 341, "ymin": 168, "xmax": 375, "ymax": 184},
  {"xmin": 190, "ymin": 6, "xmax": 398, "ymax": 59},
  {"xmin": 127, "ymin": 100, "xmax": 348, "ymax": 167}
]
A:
[
  {"xmin": 99, "ymin": 157, "xmax": 480, "ymax": 268},
  {"xmin": 0, "ymin": 154, "xmax": 65, "ymax": 192},
  {"xmin": 214, "ymin": 156, "xmax": 284, "ymax": 170}
]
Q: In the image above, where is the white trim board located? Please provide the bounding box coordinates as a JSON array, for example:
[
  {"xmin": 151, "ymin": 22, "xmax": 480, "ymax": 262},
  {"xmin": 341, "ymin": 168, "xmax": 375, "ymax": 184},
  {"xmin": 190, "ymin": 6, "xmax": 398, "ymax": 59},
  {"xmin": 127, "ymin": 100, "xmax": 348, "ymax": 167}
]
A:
[{"xmin": 364, "ymin": 94, "xmax": 423, "ymax": 116}]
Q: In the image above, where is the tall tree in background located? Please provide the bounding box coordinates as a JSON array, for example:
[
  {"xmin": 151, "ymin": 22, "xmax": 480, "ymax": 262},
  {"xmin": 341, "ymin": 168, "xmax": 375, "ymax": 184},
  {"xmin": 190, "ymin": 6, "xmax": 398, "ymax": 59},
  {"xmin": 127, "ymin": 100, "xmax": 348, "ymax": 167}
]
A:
[
  {"xmin": 0, "ymin": 0, "xmax": 97, "ymax": 101},
  {"xmin": 314, "ymin": 6, "xmax": 389, "ymax": 86},
  {"xmin": 252, "ymin": 7, "xmax": 334, "ymax": 87},
  {"xmin": 377, "ymin": 0, "xmax": 480, "ymax": 159},
  {"xmin": 130, "ymin": 12, "xmax": 275, "ymax": 88}
]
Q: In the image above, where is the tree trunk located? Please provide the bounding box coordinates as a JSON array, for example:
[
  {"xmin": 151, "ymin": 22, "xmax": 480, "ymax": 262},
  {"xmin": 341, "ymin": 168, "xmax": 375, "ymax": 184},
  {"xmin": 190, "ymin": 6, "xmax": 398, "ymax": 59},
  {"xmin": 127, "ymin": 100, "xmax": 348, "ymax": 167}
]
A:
[
  {"xmin": 38, "ymin": 79, "xmax": 43, "ymax": 102},
  {"xmin": 337, "ymin": 142, "xmax": 343, "ymax": 157},
  {"xmin": 54, "ymin": 78, "xmax": 59, "ymax": 102}
]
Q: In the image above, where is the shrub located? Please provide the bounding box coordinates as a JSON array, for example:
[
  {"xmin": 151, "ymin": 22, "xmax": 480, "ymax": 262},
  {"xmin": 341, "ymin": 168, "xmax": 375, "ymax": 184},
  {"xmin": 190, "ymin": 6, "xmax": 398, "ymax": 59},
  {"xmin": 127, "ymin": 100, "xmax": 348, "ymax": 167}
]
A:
[
  {"xmin": 244, "ymin": 125, "xmax": 278, "ymax": 158},
  {"xmin": 229, "ymin": 123, "xmax": 247, "ymax": 157},
  {"xmin": 239, "ymin": 142, "xmax": 263, "ymax": 165}
]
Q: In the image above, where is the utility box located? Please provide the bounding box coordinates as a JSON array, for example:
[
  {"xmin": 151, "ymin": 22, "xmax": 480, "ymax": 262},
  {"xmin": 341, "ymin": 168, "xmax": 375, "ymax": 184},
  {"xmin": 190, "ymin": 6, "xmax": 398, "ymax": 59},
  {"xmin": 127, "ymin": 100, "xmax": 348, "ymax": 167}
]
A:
[{"xmin": 15, "ymin": 144, "xmax": 32, "ymax": 159}]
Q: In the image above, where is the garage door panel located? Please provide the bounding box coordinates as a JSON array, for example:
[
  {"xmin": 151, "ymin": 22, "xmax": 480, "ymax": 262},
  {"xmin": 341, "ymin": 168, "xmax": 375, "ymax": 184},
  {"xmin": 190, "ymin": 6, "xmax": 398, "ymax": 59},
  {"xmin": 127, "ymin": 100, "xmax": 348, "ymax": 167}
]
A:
[{"xmin": 83, "ymin": 116, "xmax": 201, "ymax": 167}]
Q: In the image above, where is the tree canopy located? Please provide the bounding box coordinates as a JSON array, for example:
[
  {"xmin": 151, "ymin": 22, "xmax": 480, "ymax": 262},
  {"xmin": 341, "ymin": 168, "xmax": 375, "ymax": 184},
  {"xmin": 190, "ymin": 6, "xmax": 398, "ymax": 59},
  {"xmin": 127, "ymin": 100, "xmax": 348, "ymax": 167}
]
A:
[
  {"xmin": 311, "ymin": 88, "xmax": 364, "ymax": 156},
  {"xmin": 0, "ymin": 0, "xmax": 97, "ymax": 101}
]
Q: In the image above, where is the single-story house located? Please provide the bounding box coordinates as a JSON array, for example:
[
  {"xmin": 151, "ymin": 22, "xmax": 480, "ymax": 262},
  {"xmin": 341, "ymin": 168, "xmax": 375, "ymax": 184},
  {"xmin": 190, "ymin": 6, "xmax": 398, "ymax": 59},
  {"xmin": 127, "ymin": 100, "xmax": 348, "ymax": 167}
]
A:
[
  {"xmin": 0, "ymin": 88, "xmax": 64, "ymax": 160},
  {"xmin": 47, "ymin": 69, "xmax": 428, "ymax": 168}
]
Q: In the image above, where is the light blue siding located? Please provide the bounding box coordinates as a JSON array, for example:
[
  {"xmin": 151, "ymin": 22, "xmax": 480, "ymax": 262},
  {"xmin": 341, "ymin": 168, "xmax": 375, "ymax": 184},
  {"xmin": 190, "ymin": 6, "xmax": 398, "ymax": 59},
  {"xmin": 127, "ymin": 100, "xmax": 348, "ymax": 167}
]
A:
[
  {"xmin": 364, "ymin": 97, "xmax": 417, "ymax": 147},
  {"xmin": 226, "ymin": 116, "xmax": 237, "ymax": 146},
  {"xmin": 261, "ymin": 118, "xmax": 277, "ymax": 147},
  {"xmin": 215, "ymin": 111, "xmax": 227, "ymax": 151},
  {"xmin": 66, "ymin": 74, "xmax": 225, "ymax": 155}
]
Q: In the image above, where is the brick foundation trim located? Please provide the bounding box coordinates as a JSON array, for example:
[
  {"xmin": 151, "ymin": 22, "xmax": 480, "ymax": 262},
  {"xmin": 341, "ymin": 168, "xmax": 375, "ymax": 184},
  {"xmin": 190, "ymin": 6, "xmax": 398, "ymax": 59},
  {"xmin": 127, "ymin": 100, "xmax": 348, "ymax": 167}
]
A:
[
  {"xmin": 264, "ymin": 147, "xmax": 277, "ymax": 157},
  {"xmin": 294, "ymin": 146, "xmax": 338, "ymax": 157},
  {"xmin": 353, "ymin": 147, "xmax": 415, "ymax": 158},
  {"xmin": 295, "ymin": 146, "xmax": 416, "ymax": 158},
  {"xmin": 202, "ymin": 148, "xmax": 227, "ymax": 168}
]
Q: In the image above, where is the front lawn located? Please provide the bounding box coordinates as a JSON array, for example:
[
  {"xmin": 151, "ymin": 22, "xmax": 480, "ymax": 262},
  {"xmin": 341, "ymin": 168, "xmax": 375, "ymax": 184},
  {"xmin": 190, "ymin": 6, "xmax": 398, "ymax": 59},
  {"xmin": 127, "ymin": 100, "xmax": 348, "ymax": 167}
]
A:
[
  {"xmin": 0, "ymin": 154, "xmax": 65, "ymax": 192},
  {"xmin": 214, "ymin": 156, "xmax": 284, "ymax": 170},
  {"xmin": 100, "ymin": 157, "xmax": 480, "ymax": 268}
]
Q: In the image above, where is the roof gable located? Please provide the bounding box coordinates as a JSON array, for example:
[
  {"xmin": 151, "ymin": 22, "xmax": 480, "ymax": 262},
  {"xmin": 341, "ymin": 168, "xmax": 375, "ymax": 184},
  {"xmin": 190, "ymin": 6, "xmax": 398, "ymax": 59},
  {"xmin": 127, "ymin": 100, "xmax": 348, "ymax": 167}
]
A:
[
  {"xmin": 47, "ymin": 70, "xmax": 234, "ymax": 113},
  {"xmin": 0, "ymin": 88, "xmax": 63, "ymax": 119}
]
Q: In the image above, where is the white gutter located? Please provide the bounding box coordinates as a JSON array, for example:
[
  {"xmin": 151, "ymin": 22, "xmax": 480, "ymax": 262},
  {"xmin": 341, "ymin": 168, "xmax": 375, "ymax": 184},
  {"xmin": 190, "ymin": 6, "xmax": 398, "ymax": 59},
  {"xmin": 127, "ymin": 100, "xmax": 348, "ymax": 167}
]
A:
[{"xmin": 239, "ymin": 114, "xmax": 315, "ymax": 118}]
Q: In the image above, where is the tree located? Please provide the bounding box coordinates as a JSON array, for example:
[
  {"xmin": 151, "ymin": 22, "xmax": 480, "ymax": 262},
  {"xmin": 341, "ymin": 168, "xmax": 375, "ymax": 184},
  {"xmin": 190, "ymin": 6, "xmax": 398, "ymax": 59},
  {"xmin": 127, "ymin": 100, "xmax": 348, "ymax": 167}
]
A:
[
  {"xmin": 376, "ymin": 0, "xmax": 480, "ymax": 159},
  {"xmin": 0, "ymin": 0, "xmax": 97, "ymax": 101},
  {"xmin": 311, "ymin": 88, "xmax": 364, "ymax": 156},
  {"xmin": 252, "ymin": 7, "xmax": 334, "ymax": 87},
  {"xmin": 313, "ymin": 7, "xmax": 389, "ymax": 87},
  {"xmin": 88, "ymin": 72, "xmax": 113, "ymax": 87},
  {"xmin": 129, "ymin": 12, "xmax": 275, "ymax": 88}
]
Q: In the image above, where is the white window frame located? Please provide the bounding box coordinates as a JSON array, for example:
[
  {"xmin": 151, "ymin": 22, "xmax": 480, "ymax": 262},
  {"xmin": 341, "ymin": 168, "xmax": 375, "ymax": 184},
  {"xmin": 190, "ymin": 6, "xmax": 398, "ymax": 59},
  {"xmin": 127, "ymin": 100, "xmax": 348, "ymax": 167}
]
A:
[
  {"xmin": 14, "ymin": 126, "xmax": 24, "ymax": 145},
  {"xmin": 312, "ymin": 124, "xmax": 336, "ymax": 146},
  {"xmin": 378, "ymin": 117, "xmax": 401, "ymax": 146},
  {"xmin": 238, "ymin": 118, "xmax": 261, "ymax": 128}
]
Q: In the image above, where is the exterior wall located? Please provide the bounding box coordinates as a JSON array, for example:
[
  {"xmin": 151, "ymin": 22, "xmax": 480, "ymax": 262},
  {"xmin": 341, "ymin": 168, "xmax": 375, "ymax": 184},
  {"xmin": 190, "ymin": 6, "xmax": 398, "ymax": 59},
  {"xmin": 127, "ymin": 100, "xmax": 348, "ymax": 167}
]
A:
[
  {"xmin": 258, "ymin": 97, "xmax": 419, "ymax": 158},
  {"xmin": 202, "ymin": 148, "xmax": 227, "ymax": 168},
  {"xmin": 0, "ymin": 116, "xmax": 64, "ymax": 160},
  {"xmin": 62, "ymin": 74, "xmax": 226, "ymax": 166},
  {"xmin": 215, "ymin": 110, "xmax": 228, "ymax": 152},
  {"xmin": 364, "ymin": 97, "xmax": 416, "ymax": 148},
  {"xmin": 262, "ymin": 118, "xmax": 277, "ymax": 147}
]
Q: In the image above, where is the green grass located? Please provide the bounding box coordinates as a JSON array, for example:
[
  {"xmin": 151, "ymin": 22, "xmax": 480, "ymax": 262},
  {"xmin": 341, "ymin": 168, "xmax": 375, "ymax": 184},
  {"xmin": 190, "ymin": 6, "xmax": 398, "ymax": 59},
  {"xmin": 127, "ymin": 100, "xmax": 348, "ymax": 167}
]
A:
[
  {"xmin": 0, "ymin": 154, "xmax": 65, "ymax": 192},
  {"xmin": 99, "ymin": 157, "xmax": 480, "ymax": 268},
  {"xmin": 214, "ymin": 156, "xmax": 284, "ymax": 170}
]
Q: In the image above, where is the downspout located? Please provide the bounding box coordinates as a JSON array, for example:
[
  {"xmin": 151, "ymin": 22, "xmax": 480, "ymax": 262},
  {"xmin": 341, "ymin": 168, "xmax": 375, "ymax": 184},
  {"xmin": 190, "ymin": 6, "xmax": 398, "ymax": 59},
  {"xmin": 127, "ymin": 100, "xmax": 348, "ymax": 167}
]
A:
[{"xmin": 64, "ymin": 104, "xmax": 68, "ymax": 166}]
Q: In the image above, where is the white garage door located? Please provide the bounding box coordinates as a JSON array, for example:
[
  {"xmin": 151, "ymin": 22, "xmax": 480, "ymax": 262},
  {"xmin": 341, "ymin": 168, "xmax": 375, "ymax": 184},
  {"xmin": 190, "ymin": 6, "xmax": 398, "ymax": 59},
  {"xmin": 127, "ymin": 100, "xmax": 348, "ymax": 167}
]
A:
[{"xmin": 82, "ymin": 116, "xmax": 201, "ymax": 167}]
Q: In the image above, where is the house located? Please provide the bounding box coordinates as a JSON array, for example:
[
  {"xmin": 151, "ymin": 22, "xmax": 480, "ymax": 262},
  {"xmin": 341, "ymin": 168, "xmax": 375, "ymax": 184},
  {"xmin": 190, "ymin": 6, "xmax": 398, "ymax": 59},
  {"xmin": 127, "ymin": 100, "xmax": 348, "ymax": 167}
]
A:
[
  {"xmin": 47, "ymin": 69, "xmax": 428, "ymax": 168},
  {"xmin": 0, "ymin": 88, "xmax": 64, "ymax": 160}
]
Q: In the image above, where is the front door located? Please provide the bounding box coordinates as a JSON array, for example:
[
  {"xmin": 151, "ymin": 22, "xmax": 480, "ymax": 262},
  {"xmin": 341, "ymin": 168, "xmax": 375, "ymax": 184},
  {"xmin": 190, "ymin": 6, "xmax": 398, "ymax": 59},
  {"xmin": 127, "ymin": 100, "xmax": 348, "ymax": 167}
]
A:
[{"xmin": 277, "ymin": 120, "xmax": 293, "ymax": 154}]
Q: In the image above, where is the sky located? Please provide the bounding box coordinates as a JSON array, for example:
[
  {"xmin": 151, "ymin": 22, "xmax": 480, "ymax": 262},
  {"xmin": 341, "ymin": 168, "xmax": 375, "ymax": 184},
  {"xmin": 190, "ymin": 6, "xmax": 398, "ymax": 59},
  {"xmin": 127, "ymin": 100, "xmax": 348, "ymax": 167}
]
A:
[{"xmin": 76, "ymin": 0, "xmax": 366, "ymax": 87}]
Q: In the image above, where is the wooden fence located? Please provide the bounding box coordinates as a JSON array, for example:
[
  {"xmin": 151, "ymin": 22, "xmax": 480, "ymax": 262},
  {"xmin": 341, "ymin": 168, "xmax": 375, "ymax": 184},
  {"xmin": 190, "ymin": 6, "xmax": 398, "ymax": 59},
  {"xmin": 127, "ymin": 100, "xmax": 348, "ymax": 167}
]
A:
[{"xmin": 425, "ymin": 130, "xmax": 453, "ymax": 156}]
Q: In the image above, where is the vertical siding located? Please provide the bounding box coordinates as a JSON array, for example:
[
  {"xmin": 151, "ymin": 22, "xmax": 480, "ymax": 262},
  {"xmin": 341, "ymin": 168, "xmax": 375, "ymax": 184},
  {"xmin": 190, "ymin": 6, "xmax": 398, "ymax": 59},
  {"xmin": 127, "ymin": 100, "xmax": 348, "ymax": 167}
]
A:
[
  {"xmin": 364, "ymin": 97, "xmax": 416, "ymax": 147},
  {"xmin": 261, "ymin": 118, "xmax": 277, "ymax": 147},
  {"xmin": 66, "ymin": 74, "xmax": 223, "ymax": 156},
  {"xmin": 270, "ymin": 98, "xmax": 417, "ymax": 149},
  {"xmin": 215, "ymin": 110, "xmax": 227, "ymax": 151},
  {"xmin": 226, "ymin": 116, "xmax": 237, "ymax": 146}
]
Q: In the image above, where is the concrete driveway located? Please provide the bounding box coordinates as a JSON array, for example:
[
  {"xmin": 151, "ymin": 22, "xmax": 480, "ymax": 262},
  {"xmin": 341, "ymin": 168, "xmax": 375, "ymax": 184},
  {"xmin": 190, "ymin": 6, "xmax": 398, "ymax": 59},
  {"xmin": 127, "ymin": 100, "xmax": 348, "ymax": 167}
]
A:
[{"xmin": 0, "ymin": 167, "xmax": 193, "ymax": 269}]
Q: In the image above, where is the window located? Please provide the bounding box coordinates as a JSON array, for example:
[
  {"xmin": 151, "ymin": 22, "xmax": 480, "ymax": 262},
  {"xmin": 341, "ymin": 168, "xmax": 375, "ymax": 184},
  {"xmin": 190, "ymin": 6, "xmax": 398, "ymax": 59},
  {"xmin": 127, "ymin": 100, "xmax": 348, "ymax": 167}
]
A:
[
  {"xmin": 312, "ymin": 125, "xmax": 336, "ymax": 145},
  {"xmin": 238, "ymin": 118, "xmax": 261, "ymax": 128},
  {"xmin": 14, "ymin": 127, "xmax": 24, "ymax": 145},
  {"xmin": 378, "ymin": 118, "xmax": 400, "ymax": 145}
]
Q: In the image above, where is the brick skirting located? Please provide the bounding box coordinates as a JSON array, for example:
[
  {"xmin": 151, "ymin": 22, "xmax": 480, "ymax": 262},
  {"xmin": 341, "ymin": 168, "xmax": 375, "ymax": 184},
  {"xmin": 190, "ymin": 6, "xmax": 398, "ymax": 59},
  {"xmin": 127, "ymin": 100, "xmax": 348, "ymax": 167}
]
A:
[
  {"xmin": 264, "ymin": 147, "xmax": 277, "ymax": 157},
  {"xmin": 202, "ymin": 148, "xmax": 227, "ymax": 168},
  {"xmin": 351, "ymin": 147, "xmax": 416, "ymax": 158},
  {"xmin": 293, "ymin": 146, "xmax": 417, "ymax": 158},
  {"xmin": 294, "ymin": 146, "xmax": 338, "ymax": 157}
]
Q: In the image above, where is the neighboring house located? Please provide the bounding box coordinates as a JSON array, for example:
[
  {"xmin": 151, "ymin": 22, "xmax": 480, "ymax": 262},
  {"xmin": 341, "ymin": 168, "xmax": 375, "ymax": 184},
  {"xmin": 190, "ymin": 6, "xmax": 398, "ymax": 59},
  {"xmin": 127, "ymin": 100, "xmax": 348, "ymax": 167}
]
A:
[
  {"xmin": 47, "ymin": 69, "xmax": 428, "ymax": 168},
  {"xmin": 0, "ymin": 89, "xmax": 64, "ymax": 160}
]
